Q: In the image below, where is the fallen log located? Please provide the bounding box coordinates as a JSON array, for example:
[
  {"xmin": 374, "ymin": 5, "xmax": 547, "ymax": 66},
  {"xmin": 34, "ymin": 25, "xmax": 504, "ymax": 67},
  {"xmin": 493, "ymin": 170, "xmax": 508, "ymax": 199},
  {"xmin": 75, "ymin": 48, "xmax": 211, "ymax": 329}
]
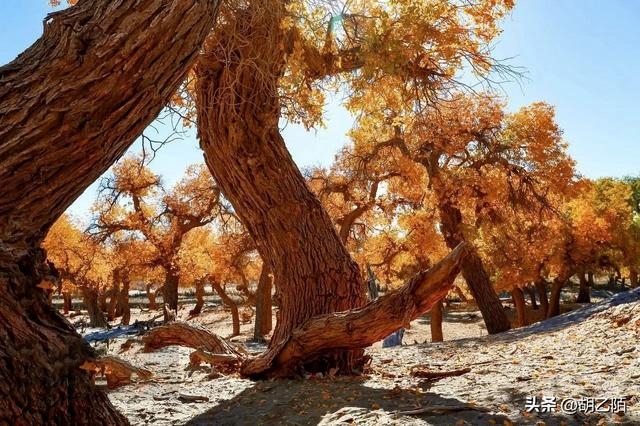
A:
[
  {"xmin": 81, "ymin": 356, "xmax": 152, "ymax": 389},
  {"xmin": 410, "ymin": 367, "xmax": 471, "ymax": 381},
  {"xmin": 242, "ymin": 243, "xmax": 467, "ymax": 377},
  {"xmin": 142, "ymin": 321, "xmax": 243, "ymax": 357}
]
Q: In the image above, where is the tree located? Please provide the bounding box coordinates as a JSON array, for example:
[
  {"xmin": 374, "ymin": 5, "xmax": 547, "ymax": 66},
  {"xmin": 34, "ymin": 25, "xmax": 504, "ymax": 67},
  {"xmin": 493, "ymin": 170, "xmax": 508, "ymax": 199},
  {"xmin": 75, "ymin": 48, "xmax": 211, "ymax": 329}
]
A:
[
  {"xmin": 91, "ymin": 158, "xmax": 223, "ymax": 320},
  {"xmin": 194, "ymin": 0, "xmax": 512, "ymax": 376},
  {"xmin": 0, "ymin": 0, "xmax": 218, "ymax": 421}
]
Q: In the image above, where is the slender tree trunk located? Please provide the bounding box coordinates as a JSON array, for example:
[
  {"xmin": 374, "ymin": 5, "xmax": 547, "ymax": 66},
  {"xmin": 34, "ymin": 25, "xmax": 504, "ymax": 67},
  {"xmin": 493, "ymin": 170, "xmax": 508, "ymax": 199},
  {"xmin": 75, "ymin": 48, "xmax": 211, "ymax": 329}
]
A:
[
  {"xmin": 526, "ymin": 285, "xmax": 538, "ymax": 310},
  {"xmin": 430, "ymin": 300, "xmax": 444, "ymax": 342},
  {"xmin": 98, "ymin": 291, "xmax": 108, "ymax": 314},
  {"xmin": 511, "ymin": 287, "xmax": 528, "ymax": 327},
  {"xmin": 63, "ymin": 291, "xmax": 73, "ymax": 315},
  {"xmin": 630, "ymin": 268, "xmax": 638, "ymax": 288},
  {"xmin": 163, "ymin": 269, "xmax": 180, "ymax": 321},
  {"xmin": 535, "ymin": 278, "xmax": 549, "ymax": 315},
  {"xmin": 546, "ymin": 270, "xmax": 574, "ymax": 318},
  {"xmin": 0, "ymin": 0, "xmax": 219, "ymax": 422},
  {"xmin": 254, "ymin": 265, "xmax": 273, "ymax": 341},
  {"xmin": 82, "ymin": 288, "xmax": 108, "ymax": 328},
  {"xmin": 118, "ymin": 278, "xmax": 130, "ymax": 326},
  {"xmin": 436, "ymin": 199, "xmax": 510, "ymax": 334},
  {"xmin": 576, "ymin": 273, "xmax": 591, "ymax": 303},
  {"xmin": 195, "ymin": 0, "xmax": 366, "ymax": 375},
  {"xmin": 588, "ymin": 271, "xmax": 595, "ymax": 286},
  {"xmin": 453, "ymin": 286, "xmax": 468, "ymax": 302},
  {"xmin": 211, "ymin": 281, "xmax": 240, "ymax": 337},
  {"xmin": 190, "ymin": 279, "xmax": 205, "ymax": 316},
  {"xmin": 108, "ymin": 282, "xmax": 119, "ymax": 321},
  {"xmin": 146, "ymin": 284, "xmax": 158, "ymax": 310}
]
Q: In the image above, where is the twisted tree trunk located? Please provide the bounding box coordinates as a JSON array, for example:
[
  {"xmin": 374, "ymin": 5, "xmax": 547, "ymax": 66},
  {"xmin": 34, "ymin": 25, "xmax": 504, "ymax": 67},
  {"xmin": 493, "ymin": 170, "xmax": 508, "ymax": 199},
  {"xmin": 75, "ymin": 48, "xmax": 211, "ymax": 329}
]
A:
[
  {"xmin": 190, "ymin": 278, "xmax": 206, "ymax": 316},
  {"xmin": 195, "ymin": 0, "xmax": 366, "ymax": 376},
  {"xmin": 254, "ymin": 265, "xmax": 273, "ymax": 341},
  {"xmin": 0, "ymin": 0, "xmax": 219, "ymax": 423}
]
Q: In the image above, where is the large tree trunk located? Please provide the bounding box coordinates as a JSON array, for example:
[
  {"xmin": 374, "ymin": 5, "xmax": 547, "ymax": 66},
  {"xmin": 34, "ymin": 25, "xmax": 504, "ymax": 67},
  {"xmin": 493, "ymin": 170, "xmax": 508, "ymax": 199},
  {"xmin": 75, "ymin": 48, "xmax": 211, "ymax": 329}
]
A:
[
  {"xmin": 430, "ymin": 300, "xmax": 444, "ymax": 342},
  {"xmin": 81, "ymin": 287, "xmax": 108, "ymax": 328},
  {"xmin": 195, "ymin": 0, "xmax": 366, "ymax": 375},
  {"xmin": 211, "ymin": 281, "xmax": 240, "ymax": 337},
  {"xmin": 162, "ymin": 269, "xmax": 180, "ymax": 321},
  {"xmin": 436, "ymin": 200, "xmax": 510, "ymax": 334},
  {"xmin": 511, "ymin": 287, "xmax": 528, "ymax": 327},
  {"xmin": 534, "ymin": 278, "xmax": 549, "ymax": 314},
  {"xmin": 0, "ymin": 0, "xmax": 219, "ymax": 422},
  {"xmin": 576, "ymin": 272, "xmax": 591, "ymax": 304},
  {"xmin": 254, "ymin": 265, "xmax": 273, "ymax": 341}
]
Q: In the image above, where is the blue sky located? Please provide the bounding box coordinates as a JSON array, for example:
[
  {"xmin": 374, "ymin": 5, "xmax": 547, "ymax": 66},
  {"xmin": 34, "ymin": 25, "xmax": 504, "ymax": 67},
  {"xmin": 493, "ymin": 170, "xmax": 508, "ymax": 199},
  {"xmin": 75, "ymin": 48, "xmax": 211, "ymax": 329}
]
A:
[{"xmin": 1, "ymin": 1, "xmax": 638, "ymax": 217}]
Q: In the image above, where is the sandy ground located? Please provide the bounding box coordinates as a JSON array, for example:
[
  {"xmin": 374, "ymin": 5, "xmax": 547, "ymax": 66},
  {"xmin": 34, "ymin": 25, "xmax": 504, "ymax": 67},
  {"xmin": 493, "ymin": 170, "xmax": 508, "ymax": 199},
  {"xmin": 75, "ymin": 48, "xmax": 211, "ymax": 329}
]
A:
[{"xmin": 74, "ymin": 288, "xmax": 640, "ymax": 426}]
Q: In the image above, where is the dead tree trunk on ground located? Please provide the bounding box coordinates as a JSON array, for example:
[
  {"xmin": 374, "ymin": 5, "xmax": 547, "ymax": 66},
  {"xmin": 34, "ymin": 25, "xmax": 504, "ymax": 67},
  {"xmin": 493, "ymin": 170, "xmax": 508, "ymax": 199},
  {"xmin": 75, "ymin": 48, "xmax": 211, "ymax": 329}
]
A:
[
  {"xmin": 254, "ymin": 265, "xmax": 273, "ymax": 341},
  {"xmin": 430, "ymin": 300, "xmax": 444, "ymax": 342},
  {"xmin": 0, "ymin": 0, "xmax": 219, "ymax": 422}
]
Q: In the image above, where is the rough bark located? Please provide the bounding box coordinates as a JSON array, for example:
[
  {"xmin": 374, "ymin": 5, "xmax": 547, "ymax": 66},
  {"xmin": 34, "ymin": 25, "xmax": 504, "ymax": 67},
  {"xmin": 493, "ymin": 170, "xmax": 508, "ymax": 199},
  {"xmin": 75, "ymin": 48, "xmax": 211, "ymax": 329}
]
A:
[
  {"xmin": 254, "ymin": 265, "xmax": 273, "ymax": 341},
  {"xmin": 195, "ymin": 0, "xmax": 366, "ymax": 375},
  {"xmin": 436, "ymin": 199, "xmax": 510, "ymax": 334},
  {"xmin": 190, "ymin": 279, "xmax": 206, "ymax": 316},
  {"xmin": 535, "ymin": 278, "xmax": 549, "ymax": 314},
  {"xmin": 430, "ymin": 299, "xmax": 444, "ymax": 342},
  {"xmin": 242, "ymin": 243, "xmax": 466, "ymax": 377},
  {"xmin": 211, "ymin": 281, "xmax": 240, "ymax": 337},
  {"xmin": 576, "ymin": 272, "xmax": 591, "ymax": 304},
  {"xmin": 511, "ymin": 287, "xmax": 528, "ymax": 327},
  {"xmin": 0, "ymin": 0, "xmax": 220, "ymax": 423},
  {"xmin": 89, "ymin": 356, "xmax": 152, "ymax": 389},
  {"xmin": 98, "ymin": 291, "xmax": 108, "ymax": 314}
]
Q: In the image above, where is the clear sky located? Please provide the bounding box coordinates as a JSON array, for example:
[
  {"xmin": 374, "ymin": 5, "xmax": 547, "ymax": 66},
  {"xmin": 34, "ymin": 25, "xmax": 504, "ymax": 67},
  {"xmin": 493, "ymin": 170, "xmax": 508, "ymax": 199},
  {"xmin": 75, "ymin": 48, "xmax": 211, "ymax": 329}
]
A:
[{"xmin": 1, "ymin": 1, "xmax": 638, "ymax": 217}]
